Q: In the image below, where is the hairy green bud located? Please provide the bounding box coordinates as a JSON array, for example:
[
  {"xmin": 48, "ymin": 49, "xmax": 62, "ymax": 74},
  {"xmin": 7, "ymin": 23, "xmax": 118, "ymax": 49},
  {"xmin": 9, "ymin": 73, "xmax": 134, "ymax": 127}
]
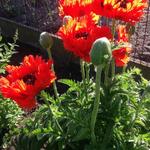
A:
[
  {"xmin": 90, "ymin": 37, "xmax": 112, "ymax": 66},
  {"xmin": 39, "ymin": 32, "xmax": 53, "ymax": 49}
]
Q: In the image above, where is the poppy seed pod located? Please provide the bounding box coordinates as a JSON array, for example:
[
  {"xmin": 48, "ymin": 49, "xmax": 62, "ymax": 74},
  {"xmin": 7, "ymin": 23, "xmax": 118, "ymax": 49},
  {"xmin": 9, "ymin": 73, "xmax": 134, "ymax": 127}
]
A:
[
  {"xmin": 90, "ymin": 37, "xmax": 112, "ymax": 66},
  {"xmin": 39, "ymin": 32, "xmax": 53, "ymax": 49}
]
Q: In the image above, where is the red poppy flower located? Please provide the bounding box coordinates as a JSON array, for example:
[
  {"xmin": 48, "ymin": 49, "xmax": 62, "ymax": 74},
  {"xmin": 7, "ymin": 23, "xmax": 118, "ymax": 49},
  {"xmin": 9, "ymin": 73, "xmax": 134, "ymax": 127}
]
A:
[
  {"xmin": 113, "ymin": 25, "xmax": 132, "ymax": 66},
  {"xmin": 0, "ymin": 55, "xmax": 56, "ymax": 110},
  {"xmin": 92, "ymin": 0, "xmax": 147, "ymax": 25},
  {"xmin": 112, "ymin": 47, "xmax": 131, "ymax": 67},
  {"xmin": 59, "ymin": 0, "xmax": 93, "ymax": 17},
  {"xmin": 57, "ymin": 15, "xmax": 112, "ymax": 62}
]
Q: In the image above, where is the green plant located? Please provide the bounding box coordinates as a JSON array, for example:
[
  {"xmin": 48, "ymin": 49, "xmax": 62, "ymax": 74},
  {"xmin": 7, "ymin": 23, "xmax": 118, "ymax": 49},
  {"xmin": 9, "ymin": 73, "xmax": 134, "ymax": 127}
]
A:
[
  {"xmin": 13, "ymin": 68, "xmax": 150, "ymax": 150},
  {"xmin": 13, "ymin": 80, "xmax": 94, "ymax": 150},
  {"xmin": 0, "ymin": 33, "xmax": 149, "ymax": 150},
  {"xmin": 0, "ymin": 97, "xmax": 23, "ymax": 149},
  {"xmin": 0, "ymin": 33, "xmax": 23, "ymax": 149},
  {"xmin": 0, "ymin": 31, "xmax": 18, "ymax": 73},
  {"xmin": 95, "ymin": 68, "xmax": 150, "ymax": 150}
]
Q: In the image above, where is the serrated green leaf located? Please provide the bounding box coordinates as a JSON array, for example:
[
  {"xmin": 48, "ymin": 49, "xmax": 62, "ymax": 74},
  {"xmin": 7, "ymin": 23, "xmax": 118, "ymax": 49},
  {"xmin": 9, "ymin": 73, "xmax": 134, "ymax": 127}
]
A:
[
  {"xmin": 0, "ymin": 68, "xmax": 5, "ymax": 74},
  {"xmin": 58, "ymin": 79, "xmax": 78, "ymax": 88},
  {"xmin": 135, "ymin": 120, "xmax": 146, "ymax": 128}
]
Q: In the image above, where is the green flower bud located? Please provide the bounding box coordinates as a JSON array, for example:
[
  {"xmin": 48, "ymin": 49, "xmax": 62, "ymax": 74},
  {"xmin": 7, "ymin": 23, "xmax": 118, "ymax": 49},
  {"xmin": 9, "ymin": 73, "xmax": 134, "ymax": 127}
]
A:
[
  {"xmin": 39, "ymin": 32, "xmax": 53, "ymax": 49},
  {"xmin": 90, "ymin": 37, "xmax": 112, "ymax": 66}
]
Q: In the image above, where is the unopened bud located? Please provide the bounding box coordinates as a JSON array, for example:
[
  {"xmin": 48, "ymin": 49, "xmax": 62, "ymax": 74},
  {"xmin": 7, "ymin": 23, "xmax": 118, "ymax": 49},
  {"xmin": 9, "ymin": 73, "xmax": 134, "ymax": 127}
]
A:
[
  {"xmin": 39, "ymin": 32, "xmax": 53, "ymax": 49},
  {"xmin": 90, "ymin": 37, "xmax": 112, "ymax": 66}
]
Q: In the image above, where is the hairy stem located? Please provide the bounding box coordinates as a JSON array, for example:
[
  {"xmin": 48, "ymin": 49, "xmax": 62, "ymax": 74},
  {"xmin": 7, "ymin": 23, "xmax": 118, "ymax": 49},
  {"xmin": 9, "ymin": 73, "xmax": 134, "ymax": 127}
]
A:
[
  {"xmin": 122, "ymin": 65, "xmax": 127, "ymax": 73},
  {"xmin": 80, "ymin": 59, "xmax": 88, "ymax": 102},
  {"xmin": 104, "ymin": 62, "xmax": 110, "ymax": 87},
  {"xmin": 85, "ymin": 62, "xmax": 90, "ymax": 84},
  {"xmin": 101, "ymin": 121, "xmax": 114, "ymax": 150},
  {"xmin": 91, "ymin": 65, "xmax": 102, "ymax": 145},
  {"xmin": 111, "ymin": 59, "xmax": 115, "ymax": 80},
  {"xmin": 47, "ymin": 48, "xmax": 59, "ymax": 99}
]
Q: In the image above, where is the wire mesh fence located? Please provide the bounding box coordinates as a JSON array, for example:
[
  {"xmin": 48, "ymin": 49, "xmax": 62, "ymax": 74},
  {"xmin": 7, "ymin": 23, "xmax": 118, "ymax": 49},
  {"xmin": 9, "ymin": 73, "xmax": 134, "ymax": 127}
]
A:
[
  {"xmin": 0, "ymin": 0, "xmax": 61, "ymax": 33},
  {"xmin": 131, "ymin": 1, "xmax": 150, "ymax": 67}
]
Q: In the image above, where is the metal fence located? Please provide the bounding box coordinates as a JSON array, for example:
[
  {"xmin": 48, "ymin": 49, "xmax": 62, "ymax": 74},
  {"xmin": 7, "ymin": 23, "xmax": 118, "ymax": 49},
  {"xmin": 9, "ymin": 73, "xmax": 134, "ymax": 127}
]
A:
[
  {"xmin": 0, "ymin": 0, "xmax": 60, "ymax": 33},
  {"xmin": 131, "ymin": 2, "xmax": 150, "ymax": 67}
]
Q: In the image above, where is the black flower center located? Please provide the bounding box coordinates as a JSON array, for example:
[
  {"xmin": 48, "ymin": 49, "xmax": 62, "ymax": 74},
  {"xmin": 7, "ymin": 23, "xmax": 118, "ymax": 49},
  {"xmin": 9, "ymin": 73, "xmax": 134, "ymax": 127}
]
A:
[
  {"xmin": 75, "ymin": 32, "xmax": 89, "ymax": 39},
  {"xmin": 115, "ymin": 0, "xmax": 127, "ymax": 8},
  {"xmin": 23, "ymin": 74, "xmax": 36, "ymax": 85},
  {"xmin": 120, "ymin": 0, "xmax": 127, "ymax": 8}
]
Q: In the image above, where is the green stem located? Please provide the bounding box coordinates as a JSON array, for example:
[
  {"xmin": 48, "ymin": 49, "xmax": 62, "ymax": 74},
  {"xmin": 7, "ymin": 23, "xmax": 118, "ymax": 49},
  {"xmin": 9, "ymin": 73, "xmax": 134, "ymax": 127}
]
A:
[
  {"xmin": 104, "ymin": 62, "xmax": 110, "ymax": 87},
  {"xmin": 85, "ymin": 63, "xmax": 90, "ymax": 84},
  {"xmin": 47, "ymin": 48, "xmax": 59, "ymax": 99},
  {"xmin": 111, "ymin": 19, "xmax": 116, "ymax": 81},
  {"xmin": 91, "ymin": 65, "xmax": 102, "ymax": 145},
  {"xmin": 101, "ymin": 121, "xmax": 114, "ymax": 150},
  {"xmin": 80, "ymin": 59, "xmax": 88, "ymax": 102},
  {"xmin": 111, "ymin": 59, "xmax": 115, "ymax": 79},
  {"xmin": 112, "ymin": 19, "xmax": 116, "ymax": 40},
  {"xmin": 122, "ymin": 65, "xmax": 127, "ymax": 73}
]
